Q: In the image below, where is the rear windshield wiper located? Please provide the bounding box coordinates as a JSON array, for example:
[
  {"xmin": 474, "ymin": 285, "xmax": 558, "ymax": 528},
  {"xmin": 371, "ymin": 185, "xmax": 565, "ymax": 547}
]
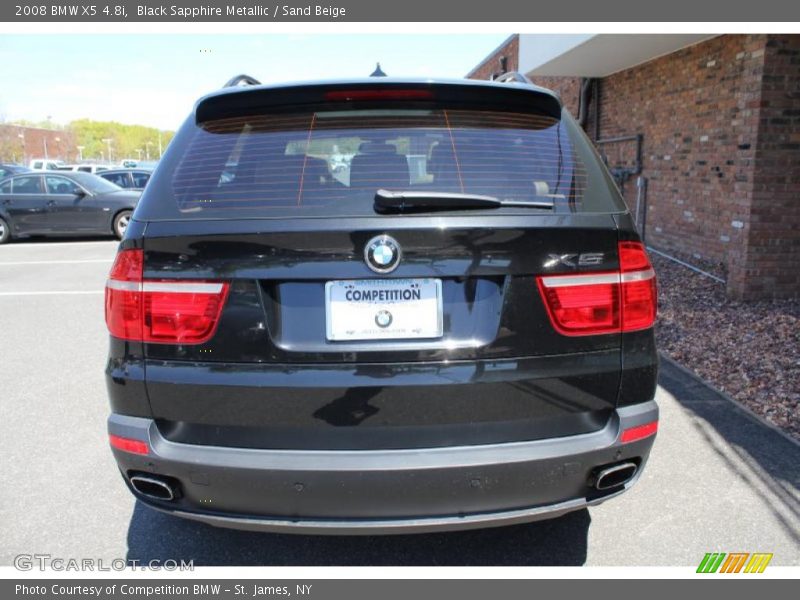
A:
[{"xmin": 374, "ymin": 189, "xmax": 554, "ymax": 214}]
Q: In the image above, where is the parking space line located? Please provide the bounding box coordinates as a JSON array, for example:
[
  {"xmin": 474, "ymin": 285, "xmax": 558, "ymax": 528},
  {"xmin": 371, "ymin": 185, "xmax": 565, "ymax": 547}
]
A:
[
  {"xmin": 0, "ymin": 290, "xmax": 104, "ymax": 296},
  {"xmin": 0, "ymin": 260, "xmax": 112, "ymax": 266}
]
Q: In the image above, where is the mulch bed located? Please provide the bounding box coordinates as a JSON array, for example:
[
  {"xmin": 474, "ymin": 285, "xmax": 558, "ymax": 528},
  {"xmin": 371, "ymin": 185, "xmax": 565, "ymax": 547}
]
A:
[{"xmin": 652, "ymin": 253, "xmax": 800, "ymax": 442}]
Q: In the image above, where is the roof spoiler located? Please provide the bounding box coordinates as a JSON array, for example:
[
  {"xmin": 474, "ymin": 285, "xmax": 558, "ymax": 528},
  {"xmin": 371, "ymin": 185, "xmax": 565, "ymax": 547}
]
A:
[
  {"xmin": 223, "ymin": 74, "xmax": 261, "ymax": 88},
  {"xmin": 197, "ymin": 80, "xmax": 563, "ymax": 123}
]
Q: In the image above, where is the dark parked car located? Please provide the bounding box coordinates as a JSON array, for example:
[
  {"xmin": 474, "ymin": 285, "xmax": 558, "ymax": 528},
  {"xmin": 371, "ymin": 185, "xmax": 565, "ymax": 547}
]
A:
[
  {"xmin": 0, "ymin": 163, "xmax": 31, "ymax": 179},
  {"xmin": 100, "ymin": 168, "xmax": 153, "ymax": 191},
  {"xmin": 0, "ymin": 171, "xmax": 140, "ymax": 243},
  {"xmin": 105, "ymin": 74, "xmax": 659, "ymax": 534}
]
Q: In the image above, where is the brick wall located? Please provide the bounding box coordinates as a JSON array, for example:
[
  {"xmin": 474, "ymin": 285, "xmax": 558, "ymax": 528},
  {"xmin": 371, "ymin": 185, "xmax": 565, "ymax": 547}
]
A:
[
  {"xmin": 584, "ymin": 36, "xmax": 769, "ymax": 300},
  {"xmin": 467, "ymin": 35, "xmax": 518, "ymax": 80},
  {"xmin": 474, "ymin": 34, "xmax": 799, "ymax": 300},
  {"xmin": 735, "ymin": 35, "xmax": 800, "ymax": 299}
]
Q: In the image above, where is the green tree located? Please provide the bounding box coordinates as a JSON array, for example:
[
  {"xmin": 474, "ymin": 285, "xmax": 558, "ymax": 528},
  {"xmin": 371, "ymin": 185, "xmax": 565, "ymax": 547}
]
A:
[{"xmin": 66, "ymin": 119, "xmax": 175, "ymax": 162}]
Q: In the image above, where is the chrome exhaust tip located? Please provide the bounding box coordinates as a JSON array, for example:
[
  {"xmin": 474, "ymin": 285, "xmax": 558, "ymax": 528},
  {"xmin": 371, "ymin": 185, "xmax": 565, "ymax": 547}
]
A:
[
  {"xmin": 129, "ymin": 474, "xmax": 177, "ymax": 501},
  {"xmin": 593, "ymin": 461, "xmax": 638, "ymax": 491}
]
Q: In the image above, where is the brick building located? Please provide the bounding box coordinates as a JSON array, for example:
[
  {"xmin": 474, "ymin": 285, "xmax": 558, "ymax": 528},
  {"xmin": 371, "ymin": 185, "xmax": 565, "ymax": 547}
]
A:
[
  {"xmin": 468, "ymin": 34, "xmax": 800, "ymax": 300},
  {"xmin": 0, "ymin": 124, "xmax": 76, "ymax": 165}
]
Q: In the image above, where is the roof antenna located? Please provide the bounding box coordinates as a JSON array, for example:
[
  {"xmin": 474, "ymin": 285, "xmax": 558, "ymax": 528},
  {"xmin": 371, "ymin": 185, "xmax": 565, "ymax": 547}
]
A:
[{"xmin": 370, "ymin": 62, "xmax": 387, "ymax": 77}]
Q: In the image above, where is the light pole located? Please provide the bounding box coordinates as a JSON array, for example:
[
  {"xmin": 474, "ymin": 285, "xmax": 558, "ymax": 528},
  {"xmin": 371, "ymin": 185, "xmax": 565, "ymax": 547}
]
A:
[
  {"xmin": 17, "ymin": 132, "xmax": 25, "ymax": 163},
  {"xmin": 102, "ymin": 138, "xmax": 113, "ymax": 162},
  {"xmin": 77, "ymin": 146, "xmax": 85, "ymax": 162},
  {"xmin": 145, "ymin": 141, "xmax": 153, "ymax": 161},
  {"xmin": 135, "ymin": 149, "xmax": 143, "ymax": 160}
]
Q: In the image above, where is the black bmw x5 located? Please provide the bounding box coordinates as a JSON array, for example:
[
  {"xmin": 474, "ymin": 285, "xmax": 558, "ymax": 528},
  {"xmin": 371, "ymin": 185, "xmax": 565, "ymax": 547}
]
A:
[{"xmin": 105, "ymin": 75, "xmax": 659, "ymax": 534}]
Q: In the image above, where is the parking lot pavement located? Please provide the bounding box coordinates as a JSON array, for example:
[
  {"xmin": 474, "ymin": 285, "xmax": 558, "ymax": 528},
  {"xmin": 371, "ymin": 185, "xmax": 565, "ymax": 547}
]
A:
[
  {"xmin": 0, "ymin": 238, "xmax": 118, "ymax": 294},
  {"xmin": 1, "ymin": 239, "xmax": 798, "ymax": 567}
]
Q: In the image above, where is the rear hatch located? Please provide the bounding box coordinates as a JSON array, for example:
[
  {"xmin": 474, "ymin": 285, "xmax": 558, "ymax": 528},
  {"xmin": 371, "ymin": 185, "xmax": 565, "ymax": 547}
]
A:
[{"xmin": 128, "ymin": 80, "xmax": 633, "ymax": 449}]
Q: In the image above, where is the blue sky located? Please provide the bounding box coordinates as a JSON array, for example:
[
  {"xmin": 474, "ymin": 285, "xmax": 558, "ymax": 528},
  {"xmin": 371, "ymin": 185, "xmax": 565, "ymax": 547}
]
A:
[{"xmin": 0, "ymin": 34, "xmax": 509, "ymax": 130}]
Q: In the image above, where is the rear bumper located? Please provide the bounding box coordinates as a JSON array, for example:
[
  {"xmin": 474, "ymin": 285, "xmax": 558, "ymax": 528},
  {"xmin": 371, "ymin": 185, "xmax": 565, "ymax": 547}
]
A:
[{"xmin": 109, "ymin": 400, "xmax": 657, "ymax": 535}]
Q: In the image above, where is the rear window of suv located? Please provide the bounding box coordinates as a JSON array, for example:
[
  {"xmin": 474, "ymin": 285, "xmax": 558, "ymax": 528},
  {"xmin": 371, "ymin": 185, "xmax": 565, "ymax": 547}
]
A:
[{"xmin": 144, "ymin": 104, "xmax": 625, "ymax": 219}]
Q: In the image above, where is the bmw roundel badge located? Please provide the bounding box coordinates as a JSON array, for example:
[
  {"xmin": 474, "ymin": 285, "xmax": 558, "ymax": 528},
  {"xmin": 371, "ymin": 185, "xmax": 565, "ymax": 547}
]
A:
[
  {"xmin": 364, "ymin": 235, "xmax": 402, "ymax": 274},
  {"xmin": 375, "ymin": 310, "xmax": 393, "ymax": 328}
]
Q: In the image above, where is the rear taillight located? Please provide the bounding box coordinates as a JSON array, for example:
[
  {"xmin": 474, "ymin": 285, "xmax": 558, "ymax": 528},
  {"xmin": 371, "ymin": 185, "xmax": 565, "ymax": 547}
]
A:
[
  {"xmin": 536, "ymin": 273, "xmax": 620, "ymax": 335},
  {"xmin": 105, "ymin": 248, "xmax": 229, "ymax": 344},
  {"xmin": 537, "ymin": 241, "xmax": 656, "ymax": 336}
]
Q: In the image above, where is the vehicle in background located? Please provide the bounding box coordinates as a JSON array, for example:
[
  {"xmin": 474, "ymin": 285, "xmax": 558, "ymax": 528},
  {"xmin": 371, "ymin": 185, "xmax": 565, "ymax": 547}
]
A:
[
  {"xmin": 72, "ymin": 164, "xmax": 111, "ymax": 174},
  {"xmin": 0, "ymin": 171, "xmax": 141, "ymax": 243},
  {"xmin": 104, "ymin": 74, "xmax": 659, "ymax": 534},
  {"xmin": 100, "ymin": 168, "xmax": 153, "ymax": 191},
  {"xmin": 0, "ymin": 164, "xmax": 32, "ymax": 179},
  {"xmin": 29, "ymin": 158, "xmax": 65, "ymax": 170},
  {"xmin": 41, "ymin": 163, "xmax": 111, "ymax": 174}
]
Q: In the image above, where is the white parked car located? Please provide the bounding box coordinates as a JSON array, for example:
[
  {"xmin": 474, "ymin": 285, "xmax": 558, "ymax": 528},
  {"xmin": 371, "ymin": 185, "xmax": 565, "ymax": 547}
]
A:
[
  {"xmin": 29, "ymin": 159, "xmax": 65, "ymax": 170},
  {"xmin": 51, "ymin": 164, "xmax": 112, "ymax": 174},
  {"xmin": 70, "ymin": 164, "xmax": 111, "ymax": 174}
]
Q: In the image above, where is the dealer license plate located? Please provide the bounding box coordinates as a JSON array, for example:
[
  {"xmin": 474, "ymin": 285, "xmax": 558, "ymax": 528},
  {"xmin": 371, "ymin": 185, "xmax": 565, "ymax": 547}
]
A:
[{"xmin": 325, "ymin": 278, "xmax": 443, "ymax": 341}]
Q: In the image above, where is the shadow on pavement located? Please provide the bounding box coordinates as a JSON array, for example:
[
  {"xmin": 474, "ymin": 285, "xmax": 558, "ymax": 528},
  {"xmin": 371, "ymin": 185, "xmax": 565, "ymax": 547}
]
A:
[
  {"xmin": 126, "ymin": 503, "xmax": 590, "ymax": 566},
  {"xmin": 658, "ymin": 359, "xmax": 800, "ymax": 544}
]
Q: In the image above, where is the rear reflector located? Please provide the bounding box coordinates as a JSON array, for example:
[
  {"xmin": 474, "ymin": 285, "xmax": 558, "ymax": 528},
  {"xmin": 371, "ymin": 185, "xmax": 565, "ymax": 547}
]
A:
[
  {"xmin": 109, "ymin": 434, "xmax": 149, "ymax": 455},
  {"xmin": 620, "ymin": 421, "xmax": 659, "ymax": 444},
  {"xmin": 537, "ymin": 241, "xmax": 656, "ymax": 336},
  {"xmin": 105, "ymin": 248, "xmax": 229, "ymax": 344},
  {"xmin": 324, "ymin": 89, "xmax": 434, "ymax": 102}
]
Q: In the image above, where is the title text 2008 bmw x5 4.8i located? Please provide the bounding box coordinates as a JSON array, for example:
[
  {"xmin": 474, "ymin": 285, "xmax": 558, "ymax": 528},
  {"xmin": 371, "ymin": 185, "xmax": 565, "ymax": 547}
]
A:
[{"xmin": 105, "ymin": 74, "xmax": 659, "ymax": 534}]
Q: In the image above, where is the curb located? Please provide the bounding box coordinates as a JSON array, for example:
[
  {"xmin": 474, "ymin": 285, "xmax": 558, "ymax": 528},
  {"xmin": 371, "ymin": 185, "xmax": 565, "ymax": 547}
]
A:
[{"xmin": 659, "ymin": 352, "xmax": 800, "ymax": 449}]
